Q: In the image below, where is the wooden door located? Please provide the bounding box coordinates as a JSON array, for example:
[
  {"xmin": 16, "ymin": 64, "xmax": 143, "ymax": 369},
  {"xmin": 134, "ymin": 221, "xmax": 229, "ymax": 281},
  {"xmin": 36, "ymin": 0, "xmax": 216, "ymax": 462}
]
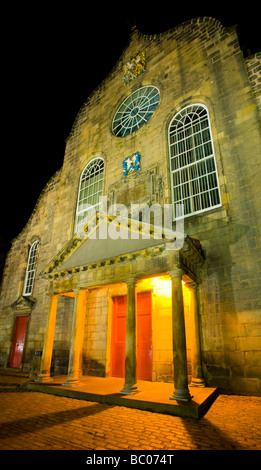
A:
[
  {"xmin": 9, "ymin": 316, "xmax": 28, "ymax": 368},
  {"xmin": 111, "ymin": 296, "xmax": 127, "ymax": 378},
  {"xmin": 111, "ymin": 292, "xmax": 152, "ymax": 380},
  {"xmin": 137, "ymin": 292, "xmax": 152, "ymax": 381}
]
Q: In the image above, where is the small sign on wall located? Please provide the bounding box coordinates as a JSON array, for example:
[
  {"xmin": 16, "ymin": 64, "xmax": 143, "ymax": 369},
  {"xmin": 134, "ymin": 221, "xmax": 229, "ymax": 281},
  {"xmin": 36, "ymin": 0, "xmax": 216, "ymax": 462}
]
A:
[{"xmin": 123, "ymin": 152, "xmax": 141, "ymax": 180}]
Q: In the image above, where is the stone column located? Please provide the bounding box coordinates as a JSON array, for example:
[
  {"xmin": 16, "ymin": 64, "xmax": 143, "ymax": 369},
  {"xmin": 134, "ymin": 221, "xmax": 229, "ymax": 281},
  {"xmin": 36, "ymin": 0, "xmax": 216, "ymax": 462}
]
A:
[
  {"xmin": 169, "ymin": 269, "xmax": 192, "ymax": 401},
  {"xmin": 35, "ymin": 294, "xmax": 59, "ymax": 383},
  {"xmin": 190, "ymin": 282, "xmax": 205, "ymax": 387},
  {"xmin": 63, "ymin": 289, "xmax": 87, "ymax": 387},
  {"xmin": 120, "ymin": 278, "xmax": 139, "ymax": 395}
]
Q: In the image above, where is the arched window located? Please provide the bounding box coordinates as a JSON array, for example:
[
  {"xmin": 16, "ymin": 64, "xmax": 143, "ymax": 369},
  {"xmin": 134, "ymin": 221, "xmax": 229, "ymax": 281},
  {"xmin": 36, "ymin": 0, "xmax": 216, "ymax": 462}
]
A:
[
  {"xmin": 168, "ymin": 104, "xmax": 221, "ymax": 219},
  {"xmin": 75, "ymin": 157, "xmax": 104, "ymax": 232},
  {"xmin": 23, "ymin": 240, "xmax": 39, "ymax": 296}
]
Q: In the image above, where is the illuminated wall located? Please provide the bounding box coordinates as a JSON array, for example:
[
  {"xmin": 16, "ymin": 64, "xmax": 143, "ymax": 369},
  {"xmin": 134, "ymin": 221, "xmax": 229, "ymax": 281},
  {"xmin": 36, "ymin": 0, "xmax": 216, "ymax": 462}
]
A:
[
  {"xmin": 79, "ymin": 277, "xmax": 192, "ymax": 382},
  {"xmin": 82, "ymin": 286, "xmax": 109, "ymax": 377},
  {"xmin": 1, "ymin": 18, "xmax": 260, "ymax": 394},
  {"xmin": 137, "ymin": 276, "xmax": 191, "ymax": 383}
]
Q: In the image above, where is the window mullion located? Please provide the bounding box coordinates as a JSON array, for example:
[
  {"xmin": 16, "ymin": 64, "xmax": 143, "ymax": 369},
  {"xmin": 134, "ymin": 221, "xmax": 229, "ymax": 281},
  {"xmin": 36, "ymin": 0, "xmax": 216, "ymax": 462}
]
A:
[
  {"xmin": 168, "ymin": 104, "xmax": 221, "ymax": 220},
  {"xmin": 75, "ymin": 158, "xmax": 104, "ymax": 233}
]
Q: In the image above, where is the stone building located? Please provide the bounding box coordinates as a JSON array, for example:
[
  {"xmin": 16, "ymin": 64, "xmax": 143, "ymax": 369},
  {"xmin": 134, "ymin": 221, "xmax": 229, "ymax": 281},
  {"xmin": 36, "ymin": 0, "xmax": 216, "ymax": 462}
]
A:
[{"xmin": 0, "ymin": 17, "xmax": 260, "ymax": 398}]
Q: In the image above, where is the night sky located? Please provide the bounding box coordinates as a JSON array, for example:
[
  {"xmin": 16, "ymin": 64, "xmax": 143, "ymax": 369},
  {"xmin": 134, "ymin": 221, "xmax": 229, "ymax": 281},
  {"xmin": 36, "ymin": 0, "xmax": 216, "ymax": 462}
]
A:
[{"xmin": 1, "ymin": 5, "xmax": 260, "ymax": 247}]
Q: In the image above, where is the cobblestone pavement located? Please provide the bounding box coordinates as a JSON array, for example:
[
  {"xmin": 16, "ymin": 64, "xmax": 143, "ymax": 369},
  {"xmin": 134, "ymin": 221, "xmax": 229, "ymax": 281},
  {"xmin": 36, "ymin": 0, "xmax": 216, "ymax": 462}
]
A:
[{"xmin": 0, "ymin": 371, "xmax": 260, "ymax": 453}]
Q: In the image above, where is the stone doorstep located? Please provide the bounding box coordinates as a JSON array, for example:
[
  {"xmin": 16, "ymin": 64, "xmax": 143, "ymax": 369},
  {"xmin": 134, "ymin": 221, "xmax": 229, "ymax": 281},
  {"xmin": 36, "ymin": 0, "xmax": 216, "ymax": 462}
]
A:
[{"xmin": 20, "ymin": 376, "xmax": 219, "ymax": 419}]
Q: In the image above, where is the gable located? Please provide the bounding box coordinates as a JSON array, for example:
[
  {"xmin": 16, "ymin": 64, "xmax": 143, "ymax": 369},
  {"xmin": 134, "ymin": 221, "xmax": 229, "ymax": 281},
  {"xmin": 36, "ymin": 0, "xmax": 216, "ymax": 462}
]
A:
[
  {"xmin": 60, "ymin": 226, "xmax": 165, "ymax": 271},
  {"xmin": 40, "ymin": 213, "xmax": 177, "ymax": 276}
]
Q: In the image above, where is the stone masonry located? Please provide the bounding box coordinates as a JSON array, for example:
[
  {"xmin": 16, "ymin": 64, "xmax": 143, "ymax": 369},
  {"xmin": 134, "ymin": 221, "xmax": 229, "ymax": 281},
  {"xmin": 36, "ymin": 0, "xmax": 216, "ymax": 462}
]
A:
[{"xmin": 0, "ymin": 17, "xmax": 260, "ymax": 395}]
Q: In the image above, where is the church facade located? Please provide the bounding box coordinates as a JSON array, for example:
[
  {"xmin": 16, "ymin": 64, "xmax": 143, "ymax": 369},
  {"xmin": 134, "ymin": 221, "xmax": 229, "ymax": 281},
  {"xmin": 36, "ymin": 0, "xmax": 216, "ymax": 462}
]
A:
[{"xmin": 0, "ymin": 17, "xmax": 260, "ymax": 397}]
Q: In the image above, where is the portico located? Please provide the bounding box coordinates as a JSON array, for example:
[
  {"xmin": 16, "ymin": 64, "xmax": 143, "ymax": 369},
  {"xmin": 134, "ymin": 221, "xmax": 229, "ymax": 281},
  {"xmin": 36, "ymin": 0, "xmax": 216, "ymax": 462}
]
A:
[{"xmin": 36, "ymin": 213, "xmax": 206, "ymax": 402}]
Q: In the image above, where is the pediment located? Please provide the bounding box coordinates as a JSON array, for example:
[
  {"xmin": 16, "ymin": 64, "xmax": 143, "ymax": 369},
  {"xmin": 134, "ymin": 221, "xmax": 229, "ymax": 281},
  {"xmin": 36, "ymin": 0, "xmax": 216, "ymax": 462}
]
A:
[
  {"xmin": 40, "ymin": 212, "xmax": 178, "ymax": 276},
  {"xmin": 39, "ymin": 212, "xmax": 205, "ymax": 278},
  {"xmin": 12, "ymin": 295, "xmax": 36, "ymax": 311}
]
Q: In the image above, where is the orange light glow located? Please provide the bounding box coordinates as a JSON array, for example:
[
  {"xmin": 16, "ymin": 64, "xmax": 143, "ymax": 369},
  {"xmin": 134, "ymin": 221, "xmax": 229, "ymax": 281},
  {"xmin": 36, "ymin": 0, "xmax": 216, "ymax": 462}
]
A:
[
  {"xmin": 134, "ymin": 275, "xmax": 192, "ymax": 381},
  {"xmin": 154, "ymin": 278, "xmax": 172, "ymax": 298},
  {"xmin": 137, "ymin": 276, "xmax": 189, "ymax": 297},
  {"xmin": 137, "ymin": 276, "xmax": 171, "ymax": 295}
]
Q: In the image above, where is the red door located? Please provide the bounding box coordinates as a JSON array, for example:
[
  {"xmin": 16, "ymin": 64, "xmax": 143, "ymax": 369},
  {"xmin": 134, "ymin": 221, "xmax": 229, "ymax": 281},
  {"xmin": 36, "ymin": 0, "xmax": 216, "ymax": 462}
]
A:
[
  {"xmin": 111, "ymin": 292, "xmax": 152, "ymax": 381},
  {"xmin": 137, "ymin": 292, "xmax": 152, "ymax": 381},
  {"xmin": 9, "ymin": 316, "xmax": 28, "ymax": 368},
  {"xmin": 111, "ymin": 296, "xmax": 127, "ymax": 377}
]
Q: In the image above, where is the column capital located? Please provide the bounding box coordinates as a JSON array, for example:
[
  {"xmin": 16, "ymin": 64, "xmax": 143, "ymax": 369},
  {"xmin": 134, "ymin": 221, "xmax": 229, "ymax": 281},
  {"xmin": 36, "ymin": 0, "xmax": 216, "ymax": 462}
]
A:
[
  {"xmin": 125, "ymin": 277, "xmax": 137, "ymax": 287},
  {"xmin": 168, "ymin": 267, "xmax": 184, "ymax": 279},
  {"xmin": 187, "ymin": 281, "xmax": 199, "ymax": 291},
  {"xmin": 72, "ymin": 287, "xmax": 81, "ymax": 296}
]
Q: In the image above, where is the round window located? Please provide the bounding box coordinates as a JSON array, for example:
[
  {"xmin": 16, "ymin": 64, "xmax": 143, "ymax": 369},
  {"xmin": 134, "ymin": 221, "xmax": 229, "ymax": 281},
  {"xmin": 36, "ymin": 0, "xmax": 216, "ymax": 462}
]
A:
[{"xmin": 112, "ymin": 86, "xmax": 160, "ymax": 137}]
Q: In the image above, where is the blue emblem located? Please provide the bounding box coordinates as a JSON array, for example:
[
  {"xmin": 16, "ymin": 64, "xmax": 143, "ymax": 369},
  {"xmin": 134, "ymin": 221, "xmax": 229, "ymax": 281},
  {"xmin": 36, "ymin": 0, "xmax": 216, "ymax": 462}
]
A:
[{"xmin": 123, "ymin": 152, "xmax": 141, "ymax": 179}]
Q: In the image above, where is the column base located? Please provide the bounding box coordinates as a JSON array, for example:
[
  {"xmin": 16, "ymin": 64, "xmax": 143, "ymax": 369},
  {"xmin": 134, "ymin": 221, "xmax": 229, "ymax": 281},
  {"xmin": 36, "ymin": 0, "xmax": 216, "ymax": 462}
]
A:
[
  {"xmin": 34, "ymin": 374, "xmax": 52, "ymax": 383},
  {"xmin": 170, "ymin": 388, "xmax": 193, "ymax": 402},
  {"xmin": 120, "ymin": 383, "xmax": 140, "ymax": 395},
  {"xmin": 191, "ymin": 378, "xmax": 206, "ymax": 387},
  {"xmin": 62, "ymin": 378, "xmax": 80, "ymax": 387}
]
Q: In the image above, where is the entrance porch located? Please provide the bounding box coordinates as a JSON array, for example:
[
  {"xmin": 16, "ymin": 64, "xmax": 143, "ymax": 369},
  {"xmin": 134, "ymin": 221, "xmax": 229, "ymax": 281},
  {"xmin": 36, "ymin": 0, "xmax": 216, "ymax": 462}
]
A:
[
  {"xmin": 22, "ymin": 375, "xmax": 218, "ymax": 419},
  {"xmin": 35, "ymin": 212, "xmax": 208, "ymax": 408}
]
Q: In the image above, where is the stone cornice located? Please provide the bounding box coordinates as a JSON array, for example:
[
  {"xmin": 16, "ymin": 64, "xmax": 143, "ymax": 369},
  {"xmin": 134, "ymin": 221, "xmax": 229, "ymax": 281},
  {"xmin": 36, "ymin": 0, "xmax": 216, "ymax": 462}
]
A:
[{"xmin": 39, "ymin": 212, "xmax": 205, "ymax": 290}]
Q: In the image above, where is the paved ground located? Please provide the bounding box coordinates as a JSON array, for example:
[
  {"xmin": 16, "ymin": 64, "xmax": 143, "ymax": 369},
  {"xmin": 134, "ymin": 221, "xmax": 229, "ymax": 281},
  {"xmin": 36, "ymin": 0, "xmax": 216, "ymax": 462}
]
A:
[{"xmin": 0, "ymin": 371, "xmax": 260, "ymax": 453}]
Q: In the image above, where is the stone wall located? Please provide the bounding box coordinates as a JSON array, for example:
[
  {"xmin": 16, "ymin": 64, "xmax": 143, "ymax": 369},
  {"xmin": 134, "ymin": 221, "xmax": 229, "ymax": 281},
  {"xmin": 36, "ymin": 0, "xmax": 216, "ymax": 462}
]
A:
[
  {"xmin": 82, "ymin": 287, "xmax": 109, "ymax": 377},
  {"xmin": 0, "ymin": 17, "xmax": 260, "ymax": 394},
  {"xmin": 245, "ymin": 53, "xmax": 261, "ymax": 118}
]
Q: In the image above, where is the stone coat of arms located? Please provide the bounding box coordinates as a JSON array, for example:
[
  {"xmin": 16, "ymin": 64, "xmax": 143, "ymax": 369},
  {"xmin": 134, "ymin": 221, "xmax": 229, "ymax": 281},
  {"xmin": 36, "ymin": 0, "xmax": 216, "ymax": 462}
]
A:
[{"xmin": 123, "ymin": 51, "xmax": 145, "ymax": 85}]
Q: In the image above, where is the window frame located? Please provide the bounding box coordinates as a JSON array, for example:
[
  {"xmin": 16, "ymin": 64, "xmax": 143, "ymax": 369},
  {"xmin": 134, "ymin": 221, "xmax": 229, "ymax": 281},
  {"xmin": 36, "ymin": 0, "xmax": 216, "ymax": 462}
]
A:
[
  {"xmin": 23, "ymin": 240, "xmax": 39, "ymax": 296},
  {"xmin": 112, "ymin": 85, "xmax": 160, "ymax": 137},
  {"xmin": 168, "ymin": 104, "xmax": 222, "ymax": 220},
  {"xmin": 74, "ymin": 157, "xmax": 104, "ymax": 233}
]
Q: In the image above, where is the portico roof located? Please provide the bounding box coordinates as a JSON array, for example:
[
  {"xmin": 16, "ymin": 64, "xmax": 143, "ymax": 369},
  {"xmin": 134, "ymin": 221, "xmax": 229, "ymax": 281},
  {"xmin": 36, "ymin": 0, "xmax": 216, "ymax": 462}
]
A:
[{"xmin": 39, "ymin": 212, "xmax": 205, "ymax": 280}]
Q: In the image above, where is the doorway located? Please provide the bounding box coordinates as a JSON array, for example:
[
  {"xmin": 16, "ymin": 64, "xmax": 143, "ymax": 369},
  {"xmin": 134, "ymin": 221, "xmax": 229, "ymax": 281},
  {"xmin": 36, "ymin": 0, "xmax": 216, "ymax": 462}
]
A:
[
  {"xmin": 111, "ymin": 292, "xmax": 152, "ymax": 380},
  {"xmin": 9, "ymin": 316, "xmax": 28, "ymax": 368},
  {"xmin": 137, "ymin": 291, "xmax": 152, "ymax": 381}
]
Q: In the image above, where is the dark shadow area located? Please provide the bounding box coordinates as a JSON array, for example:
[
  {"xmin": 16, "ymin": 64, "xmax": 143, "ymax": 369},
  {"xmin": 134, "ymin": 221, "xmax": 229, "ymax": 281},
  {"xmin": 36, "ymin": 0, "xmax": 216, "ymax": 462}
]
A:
[
  {"xmin": 181, "ymin": 415, "xmax": 247, "ymax": 450},
  {"xmin": 0, "ymin": 402, "xmax": 114, "ymax": 439},
  {"xmin": 0, "ymin": 384, "xmax": 25, "ymax": 393},
  {"xmin": 0, "ymin": 372, "xmax": 115, "ymax": 440},
  {"xmin": 0, "ymin": 378, "xmax": 30, "ymax": 393},
  {"xmin": 0, "ymin": 382, "xmax": 24, "ymax": 387}
]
